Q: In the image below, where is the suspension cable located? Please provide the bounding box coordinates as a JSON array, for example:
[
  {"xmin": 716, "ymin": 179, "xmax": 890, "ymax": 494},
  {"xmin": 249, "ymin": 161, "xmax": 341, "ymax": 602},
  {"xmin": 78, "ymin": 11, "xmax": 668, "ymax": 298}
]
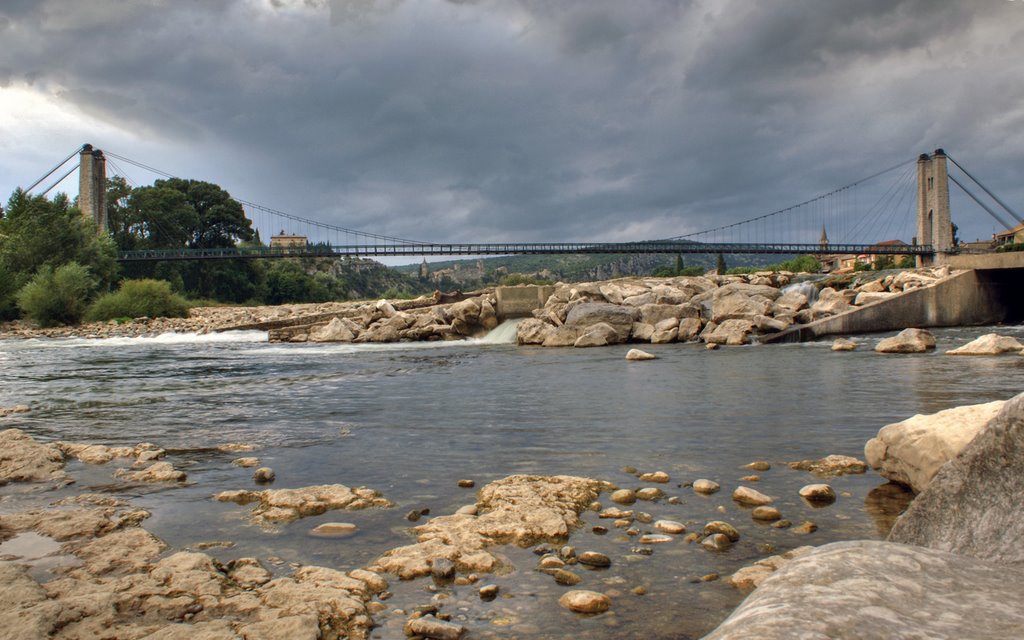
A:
[
  {"xmin": 945, "ymin": 154, "xmax": 1022, "ymax": 225},
  {"xmin": 38, "ymin": 163, "xmax": 81, "ymax": 197},
  {"xmin": 23, "ymin": 145, "xmax": 87, "ymax": 194},
  {"xmin": 949, "ymin": 174, "xmax": 1016, "ymax": 231},
  {"xmin": 664, "ymin": 157, "xmax": 915, "ymax": 240}
]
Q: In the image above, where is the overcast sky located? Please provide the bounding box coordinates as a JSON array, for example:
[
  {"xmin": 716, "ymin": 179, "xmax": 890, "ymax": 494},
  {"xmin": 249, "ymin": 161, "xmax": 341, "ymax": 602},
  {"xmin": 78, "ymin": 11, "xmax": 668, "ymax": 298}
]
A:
[{"xmin": 2, "ymin": 0, "xmax": 1022, "ymax": 249}]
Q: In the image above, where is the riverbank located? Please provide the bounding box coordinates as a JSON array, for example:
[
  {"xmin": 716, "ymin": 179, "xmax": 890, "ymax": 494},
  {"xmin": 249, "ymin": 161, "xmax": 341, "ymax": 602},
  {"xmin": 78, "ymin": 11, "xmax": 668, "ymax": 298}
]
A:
[{"xmin": 0, "ymin": 267, "xmax": 955, "ymax": 344}]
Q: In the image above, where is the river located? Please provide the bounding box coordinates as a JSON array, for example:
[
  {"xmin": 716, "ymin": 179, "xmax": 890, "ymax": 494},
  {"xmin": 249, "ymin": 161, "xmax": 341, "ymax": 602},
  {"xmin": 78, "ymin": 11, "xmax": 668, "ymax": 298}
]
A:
[{"xmin": 2, "ymin": 323, "xmax": 1023, "ymax": 638}]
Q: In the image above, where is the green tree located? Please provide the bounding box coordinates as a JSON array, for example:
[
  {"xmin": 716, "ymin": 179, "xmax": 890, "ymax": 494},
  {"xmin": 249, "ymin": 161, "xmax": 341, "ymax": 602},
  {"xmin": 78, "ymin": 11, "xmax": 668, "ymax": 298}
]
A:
[
  {"xmin": 716, "ymin": 253, "xmax": 727, "ymax": 275},
  {"xmin": 17, "ymin": 262, "xmax": 97, "ymax": 327},
  {"xmin": 86, "ymin": 279, "xmax": 189, "ymax": 322},
  {"xmin": 674, "ymin": 254, "xmax": 684, "ymax": 275}
]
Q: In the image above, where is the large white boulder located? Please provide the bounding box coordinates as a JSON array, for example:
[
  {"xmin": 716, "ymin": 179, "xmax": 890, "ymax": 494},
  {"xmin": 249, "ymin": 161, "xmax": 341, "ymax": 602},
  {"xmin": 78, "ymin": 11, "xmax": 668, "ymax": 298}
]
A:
[
  {"xmin": 864, "ymin": 400, "xmax": 1005, "ymax": 492},
  {"xmin": 874, "ymin": 328, "xmax": 936, "ymax": 354},
  {"xmin": 945, "ymin": 333, "xmax": 1024, "ymax": 356}
]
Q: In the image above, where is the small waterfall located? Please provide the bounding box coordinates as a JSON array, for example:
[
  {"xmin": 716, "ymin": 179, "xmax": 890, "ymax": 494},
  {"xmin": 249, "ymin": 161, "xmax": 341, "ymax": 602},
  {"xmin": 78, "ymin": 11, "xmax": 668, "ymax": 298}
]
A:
[
  {"xmin": 781, "ymin": 282, "xmax": 819, "ymax": 304},
  {"xmin": 475, "ymin": 319, "xmax": 522, "ymax": 345}
]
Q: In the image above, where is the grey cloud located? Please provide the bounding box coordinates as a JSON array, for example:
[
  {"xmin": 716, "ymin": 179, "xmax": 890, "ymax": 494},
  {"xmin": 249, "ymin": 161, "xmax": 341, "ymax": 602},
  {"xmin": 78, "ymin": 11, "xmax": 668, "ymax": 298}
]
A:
[{"xmin": 0, "ymin": 0, "xmax": 1021, "ymax": 246}]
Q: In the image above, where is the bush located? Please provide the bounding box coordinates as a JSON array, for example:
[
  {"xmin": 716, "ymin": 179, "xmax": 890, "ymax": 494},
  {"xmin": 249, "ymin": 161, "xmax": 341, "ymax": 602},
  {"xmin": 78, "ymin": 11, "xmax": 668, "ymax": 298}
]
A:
[
  {"xmin": 499, "ymin": 274, "xmax": 553, "ymax": 286},
  {"xmin": 17, "ymin": 262, "xmax": 97, "ymax": 327},
  {"xmin": 86, "ymin": 279, "xmax": 190, "ymax": 322}
]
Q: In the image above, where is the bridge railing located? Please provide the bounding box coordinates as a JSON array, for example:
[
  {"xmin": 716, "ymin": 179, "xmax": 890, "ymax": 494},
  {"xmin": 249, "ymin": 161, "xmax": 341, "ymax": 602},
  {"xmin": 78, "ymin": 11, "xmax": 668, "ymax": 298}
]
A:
[{"xmin": 116, "ymin": 242, "xmax": 935, "ymax": 262}]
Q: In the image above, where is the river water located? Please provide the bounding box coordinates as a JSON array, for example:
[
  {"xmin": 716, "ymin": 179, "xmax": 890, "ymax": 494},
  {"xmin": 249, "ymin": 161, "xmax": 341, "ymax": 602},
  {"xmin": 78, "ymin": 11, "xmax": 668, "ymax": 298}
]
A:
[{"xmin": 2, "ymin": 323, "xmax": 1023, "ymax": 638}]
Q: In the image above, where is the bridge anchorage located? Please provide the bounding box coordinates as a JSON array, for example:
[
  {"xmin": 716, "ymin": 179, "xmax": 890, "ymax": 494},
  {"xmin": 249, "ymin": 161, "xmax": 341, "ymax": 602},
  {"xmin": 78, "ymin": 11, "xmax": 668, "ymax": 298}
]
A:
[{"xmin": 21, "ymin": 144, "xmax": 1021, "ymax": 266}]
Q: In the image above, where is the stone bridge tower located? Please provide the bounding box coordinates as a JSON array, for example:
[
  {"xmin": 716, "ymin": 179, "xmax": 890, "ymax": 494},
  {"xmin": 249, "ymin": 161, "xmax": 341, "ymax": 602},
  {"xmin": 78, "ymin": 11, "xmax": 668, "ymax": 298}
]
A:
[
  {"xmin": 916, "ymin": 149, "xmax": 953, "ymax": 266},
  {"xmin": 78, "ymin": 144, "xmax": 107, "ymax": 235}
]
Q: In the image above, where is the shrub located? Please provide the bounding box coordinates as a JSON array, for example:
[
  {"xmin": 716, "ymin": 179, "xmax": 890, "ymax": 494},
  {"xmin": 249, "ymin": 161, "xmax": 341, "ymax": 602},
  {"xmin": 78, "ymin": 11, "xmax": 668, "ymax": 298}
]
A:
[
  {"xmin": 17, "ymin": 262, "xmax": 97, "ymax": 327},
  {"xmin": 499, "ymin": 274, "xmax": 553, "ymax": 286},
  {"xmin": 86, "ymin": 279, "xmax": 190, "ymax": 322}
]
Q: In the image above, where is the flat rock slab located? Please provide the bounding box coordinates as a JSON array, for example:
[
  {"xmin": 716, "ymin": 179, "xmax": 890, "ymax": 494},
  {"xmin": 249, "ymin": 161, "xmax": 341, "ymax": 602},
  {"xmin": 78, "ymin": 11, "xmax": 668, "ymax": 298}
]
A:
[{"xmin": 702, "ymin": 540, "xmax": 1024, "ymax": 640}]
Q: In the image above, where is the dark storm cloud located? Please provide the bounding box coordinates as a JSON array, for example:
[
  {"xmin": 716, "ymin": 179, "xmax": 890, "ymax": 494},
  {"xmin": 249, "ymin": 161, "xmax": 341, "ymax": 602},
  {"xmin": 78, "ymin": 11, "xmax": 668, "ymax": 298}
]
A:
[{"xmin": 1, "ymin": 0, "xmax": 1022, "ymax": 244}]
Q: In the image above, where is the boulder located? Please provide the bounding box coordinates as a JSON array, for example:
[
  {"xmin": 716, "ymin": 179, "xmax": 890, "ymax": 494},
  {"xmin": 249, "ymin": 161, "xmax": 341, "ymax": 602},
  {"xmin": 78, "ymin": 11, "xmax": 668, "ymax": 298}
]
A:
[
  {"xmin": 574, "ymin": 322, "xmax": 624, "ymax": 348},
  {"xmin": 630, "ymin": 322, "xmax": 655, "ymax": 342},
  {"xmin": 677, "ymin": 317, "xmax": 703, "ymax": 342},
  {"xmin": 565, "ymin": 303, "xmax": 635, "ymax": 340},
  {"xmin": 542, "ymin": 327, "xmax": 579, "ymax": 347},
  {"xmin": 888, "ymin": 392, "xmax": 1024, "ymax": 563},
  {"xmin": 638, "ymin": 303, "xmax": 686, "ymax": 326},
  {"xmin": 650, "ymin": 319, "xmax": 679, "ymax": 344},
  {"xmin": 810, "ymin": 288, "xmax": 852, "ymax": 317},
  {"xmin": 703, "ymin": 541, "xmax": 1024, "ymax": 639},
  {"xmin": 772, "ymin": 290, "xmax": 809, "ymax": 314},
  {"xmin": 831, "ymin": 338, "xmax": 857, "ymax": 351},
  {"xmin": 945, "ymin": 333, "xmax": 1024, "ymax": 356},
  {"xmin": 874, "ymin": 328, "xmax": 936, "ymax": 354},
  {"xmin": 704, "ymin": 319, "xmax": 756, "ymax": 346},
  {"xmin": 711, "ymin": 292, "xmax": 773, "ymax": 323},
  {"xmin": 309, "ymin": 317, "xmax": 358, "ymax": 343},
  {"xmin": 864, "ymin": 400, "xmax": 1004, "ymax": 492},
  {"xmin": 516, "ymin": 318, "xmax": 555, "ymax": 345},
  {"xmin": 625, "ymin": 349, "xmax": 657, "ymax": 361}
]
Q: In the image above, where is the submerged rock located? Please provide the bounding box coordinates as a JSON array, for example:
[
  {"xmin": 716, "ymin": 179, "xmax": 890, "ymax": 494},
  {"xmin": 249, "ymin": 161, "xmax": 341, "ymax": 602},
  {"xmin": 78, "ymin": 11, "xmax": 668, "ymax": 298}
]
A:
[
  {"xmin": 0, "ymin": 404, "xmax": 30, "ymax": 417},
  {"xmin": 692, "ymin": 479, "xmax": 720, "ymax": 495},
  {"xmin": 558, "ymin": 590, "xmax": 611, "ymax": 614},
  {"xmin": 732, "ymin": 486, "xmax": 773, "ymax": 506},
  {"xmin": 831, "ymin": 338, "xmax": 857, "ymax": 351},
  {"xmin": 371, "ymin": 475, "xmax": 613, "ymax": 579},
  {"xmin": 799, "ymin": 484, "xmax": 836, "ymax": 502},
  {"xmin": 787, "ymin": 455, "xmax": 866, "ymax": 478},
  {"xmin": 115, "ymin": 461, "xmax": 187, "ymax": 483},
  {"xmin": 864, "ymin": 400, "xmax": 1004, "ymax": 492},
  {"xmin": 625, "ymin": 348, "xmax": 657, "ymax": 361},
  {"xmin": 727, "ymin": 546, "xmax": 815, "ymax": 589},
  {"xmin": 215, "ymin": 484, "xmax": 392, "ymax": 526}
]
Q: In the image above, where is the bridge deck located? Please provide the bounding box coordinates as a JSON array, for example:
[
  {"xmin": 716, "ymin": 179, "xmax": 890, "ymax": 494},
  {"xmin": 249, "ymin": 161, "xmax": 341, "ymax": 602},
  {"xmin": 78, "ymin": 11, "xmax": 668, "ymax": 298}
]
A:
[{"xmin": 117, "ymin": 242, "xmax": 934, "ymax": 262}]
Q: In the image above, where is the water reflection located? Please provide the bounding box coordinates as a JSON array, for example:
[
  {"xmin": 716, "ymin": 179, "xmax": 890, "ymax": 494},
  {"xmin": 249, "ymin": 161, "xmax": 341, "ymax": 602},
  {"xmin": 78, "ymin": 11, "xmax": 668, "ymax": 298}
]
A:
[{"xmin": 864, "ymin": 482, "xmax": 915, "ymax": 537}]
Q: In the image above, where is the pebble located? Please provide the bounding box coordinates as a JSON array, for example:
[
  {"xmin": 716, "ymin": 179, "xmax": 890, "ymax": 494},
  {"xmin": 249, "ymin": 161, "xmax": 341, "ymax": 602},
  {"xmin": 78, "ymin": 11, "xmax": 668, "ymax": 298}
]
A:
[
  {"xmin": 799, "ymin": 483, "xmax": 837, "ymax": 502},
  {"xmin": 739, "ymin": 475, "xmax": 761, "ymax": 482},
  {"xmin": 701, "ymin": 533, "xmax": 733, "ymax": 552},
  {"xmin": 613, "ymin": 519, "xmax": 632, "ymax": 529},
  {"xmin": 457, "ymin": 479, "xmax": 475, "ymax": 488},
  {"xmin": 589, "ymin": 501, "xmax": 603, "ymax": 511},
  {"xmin": 793, "ymin": 521, "xmax": 818, "ymax": 535},
  {"xmin": 634, "ymin": 512, "xmax": 653, "ymax": 524},
  {"xmin": 635, "ymin": 487, "xmax": 664, "ymax": 501},
  {"xmin": 553, "ymin": 569, "xmax": 582, "ymax": 586},
  {"xmin": 667, "ymin": 496, "xmax": 682, "ymax": 505},
  {"xmin": 232, "ymin": 457, "xmax": 259, "ymax": 467},
  {"xmin": 630, "ymin": 546, "xmax": 653, "ymax": 556},
  {"xmin": 732, "ymin": 486, "xmax": 773, "ymax": 506},
  {"xmin": 252, "ymin": 467, "xmax": 275, "ymax": 483},
  {"xmin": 631, "ymin": 586, "xmax": 647, "ymax": 595},
  {"xmin": 455, "ymin": 504, "xmax": 478, "ymax": 515},
  {"xmin": 539, "ymin": 555, "xmax": 565, "ymax": 569},
  {"xmin": 700, "ymin": 573, "xmax": 720, "ymax": 582},
  {"xmin": 743, "ymin": 461, "xmax": 772, "ymax": 471},
  {"xmin": 703, "ymin": 521, "xmax": 740, "ymax": 541},
  {"xmin": 558, "ymin": 590, "xmax": 612, "ymax": 614},
  {"xmin": 638, "ymin": 534, "xmax": 674, "ymax": 544},
  {"xmin": 622, "ymin": 466, "xmax": 638, "ymax": 474},
  {"xmin": 578, "ymin": 551, "xmax": 611, "ymax": 568},
  {"xmin": 654, "ymin": 520, "xmax": 686, "ymax": 534},
  {"xmin": 626, "ymin": 528, "xmax": 640, "ymax": 536},
  {"xmin": 479, "ymin": 584, "xmax": 499, "ymax": 600},
  {"xmin": 560, "ymin": 546, "xmax": 576, "ymax": 560},
  {"xmin": 610, "ymin": 489, "xmax": 637, "ymax": 505},
  {"xmin": 639, "ymin": 471, "xmax": 670, "ymax": 483},
  {"xmin": 706, "ymin": 342, "xmax": 719, "ymax": 350},
  {"xmin": 592, "ymin": 526, "xmax": 608, "ymax": 535},
  {"xmin": 404, "ymin": 616, "xmax": 466, "ymax": 640},
  {"xmin": 682, "ymin": 532, "xmax": 701, "ymax": 543},
  {"xmin": 692, "ymin": 479, "xmax": 721, "ymax": 495},
  {"xmin": 307, "ymin": 522, "xmax": 358, "ymax": 538},
  {"xmin": 405, "ymin": 509, "xmax": 424, "ymax": 522},
  {"xmin": 431, "ymin": 558, "xmax": 456, "ymax": 580},
  {"xmin": 599, "ymin": 508, "xmax": 633, "ymax": 519},
  {"xmin": 772, "ymin": 520, "xmax": 793, "ymax": 529},
  {"xmin": 751, "ymin": 506, "xmax": 782, "ymax": 521}
]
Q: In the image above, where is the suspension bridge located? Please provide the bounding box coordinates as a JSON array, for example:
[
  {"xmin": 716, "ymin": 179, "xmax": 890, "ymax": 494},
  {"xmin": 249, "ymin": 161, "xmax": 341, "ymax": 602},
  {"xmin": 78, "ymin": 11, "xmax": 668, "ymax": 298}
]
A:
[{"xmin": 19, "ymin": 144, "xmax": 1023, "ymax": 267}]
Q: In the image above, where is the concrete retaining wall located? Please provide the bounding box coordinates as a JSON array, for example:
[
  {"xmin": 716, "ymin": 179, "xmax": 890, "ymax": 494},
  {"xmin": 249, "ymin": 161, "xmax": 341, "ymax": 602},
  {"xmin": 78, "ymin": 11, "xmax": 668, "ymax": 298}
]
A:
[
  {"xmin": 494, "ymin": 285, "xmax": 555, "ymax": 319},
  {"xmin": 762, "ymin": 270, "xmax": 1012, "ymax": 343}
]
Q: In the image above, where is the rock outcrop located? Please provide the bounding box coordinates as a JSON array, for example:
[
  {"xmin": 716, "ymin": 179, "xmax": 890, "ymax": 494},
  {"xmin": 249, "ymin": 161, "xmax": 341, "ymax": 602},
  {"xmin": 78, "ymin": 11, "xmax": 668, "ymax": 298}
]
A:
[
  {"xmin": 888, "ymin": 392, "xmax": 1024, "ymax": 563},
  {"xmin": 703, "ymin": 541, "xmax": 1024, "ymax": 640},
  {"xmin": 0, "ymin": 428, "xmax": 68, "ymax": 485},
  {"xmin": 864, "ymin": 400, "xmax": 1004, "ymax": 492}
]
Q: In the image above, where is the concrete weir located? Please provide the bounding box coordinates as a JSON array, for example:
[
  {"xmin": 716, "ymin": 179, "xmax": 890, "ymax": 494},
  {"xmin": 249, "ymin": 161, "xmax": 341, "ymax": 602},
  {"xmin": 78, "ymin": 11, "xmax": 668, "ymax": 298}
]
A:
[
  {"xmin": 494, "ymin": 285, "xmax": 555, "ymax": 320},
  {"xmin": 762, "ymin": 268, "xmax": 1024, "ymax": 343}
]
